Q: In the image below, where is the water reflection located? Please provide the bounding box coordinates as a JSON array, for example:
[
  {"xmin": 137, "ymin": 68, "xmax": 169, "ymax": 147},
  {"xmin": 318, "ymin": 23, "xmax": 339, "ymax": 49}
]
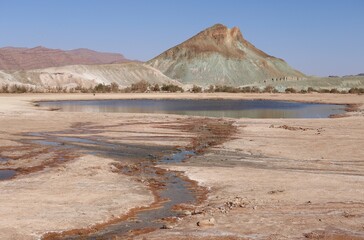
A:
[{"xmin": 39, "ymin": 99, "xmax": 345, "ymax": 119}]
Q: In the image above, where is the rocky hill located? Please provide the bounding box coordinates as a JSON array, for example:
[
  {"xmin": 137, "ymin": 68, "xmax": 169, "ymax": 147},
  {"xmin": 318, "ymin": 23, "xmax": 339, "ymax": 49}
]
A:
[
  {"xmin": 148, "ymin": 24, "xmax": 305, "ymax": 87},
  {"xmin": 0, "ymin": 62, "xmax": 179, "ymax": 89},
  {"xmin": 0, "ymin": 46, "xmax": 129, "ymax": 70}
]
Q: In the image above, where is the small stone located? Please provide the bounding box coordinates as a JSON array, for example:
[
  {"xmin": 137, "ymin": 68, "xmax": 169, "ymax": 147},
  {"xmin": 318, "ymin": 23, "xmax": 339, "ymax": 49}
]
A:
[
  {"xmin": 183, "ymin": 210, "xmax": 192, "ymax": 216},
  {"xmin": 192, "ymin": 209, "xmax": 203, "ymax": 215},
  {"xmin": 161, "ymin": 224, "xmax": 174, "ymax": 229},
  {"xmin": 197, "ymin": 217, "xmax": 215, "ymax": 227}
]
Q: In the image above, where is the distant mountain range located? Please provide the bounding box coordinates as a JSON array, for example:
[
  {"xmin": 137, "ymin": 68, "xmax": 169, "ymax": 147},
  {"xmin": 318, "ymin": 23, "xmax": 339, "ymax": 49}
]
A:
[
  {"xmin": 0, "ymin": 46, "xmax": 129, "ymax": 70},
  {"xmin": 0, "ymin": 24, "xmax": 363, "ymax": 90}
]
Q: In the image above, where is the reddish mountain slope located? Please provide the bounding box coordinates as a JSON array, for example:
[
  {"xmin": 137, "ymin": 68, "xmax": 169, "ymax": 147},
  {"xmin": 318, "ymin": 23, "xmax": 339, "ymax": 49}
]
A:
[{"xmin": 0, "ymin": 46, "xmax": 129, "ymax": 70}]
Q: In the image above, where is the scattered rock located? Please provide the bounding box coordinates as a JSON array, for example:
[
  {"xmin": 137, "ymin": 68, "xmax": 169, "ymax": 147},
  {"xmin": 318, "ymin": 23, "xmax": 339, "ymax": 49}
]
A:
[
  {"xmin": 216, "ymin": 197, "xmax": 248, "ymax": 214},
  {"xmin": 147, "ymin": 154, "xmax": 157, "ymax": 159},
  {"xmin": 343, "ymin": 211, "xmax": 356, "ymax": 218},
  {"xmin": 182, "ymin": 210, "xmax": 192, "ymax": 216},
  {"xmin": 268, "ymin": 189, "xmax": 285, "ymax": 194},
  {"xmin": 304, "ymin": 231, "xmax": 324, "ymax": 239},
  {"xmin": 273, "ymin": 125, "xmax": 312, "ymax": 131},
  {"xmin": 192, "ymin": 209, "xmax": 203, "ymax": 215},
  {"xmin": 161, "ymin": 224, "xmax": 174, "ymax": 229},
  {"xmin": 197, "ymin": 217, "xmax": 215, "ymax": 227}
]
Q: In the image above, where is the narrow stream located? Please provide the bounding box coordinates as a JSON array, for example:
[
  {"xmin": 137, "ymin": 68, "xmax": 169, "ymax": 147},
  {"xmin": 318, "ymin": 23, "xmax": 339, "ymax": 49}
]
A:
[{"xmin": 22, "ymin": 132, "xmax": 198, "ymax": 239}]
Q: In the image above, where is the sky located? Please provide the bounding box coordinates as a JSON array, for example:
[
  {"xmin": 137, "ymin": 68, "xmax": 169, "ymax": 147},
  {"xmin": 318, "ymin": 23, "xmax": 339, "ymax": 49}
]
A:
[{"xmin": 0, "ymin": 0, "xmax": 363, "ymax": 76}]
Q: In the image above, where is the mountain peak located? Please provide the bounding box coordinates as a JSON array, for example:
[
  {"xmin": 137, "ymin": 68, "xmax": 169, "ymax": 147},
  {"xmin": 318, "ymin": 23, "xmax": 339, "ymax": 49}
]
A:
[
  {"xmin": 148, "ymin": 24, "xmax": 305, "ymax": 86},
  {"xmin": 195, "ymin": 24, "xmax": 245, "ymax": 46},
  {"xmin": 150, "ymin": 24, "xmax": 250, "ymax": 60}
]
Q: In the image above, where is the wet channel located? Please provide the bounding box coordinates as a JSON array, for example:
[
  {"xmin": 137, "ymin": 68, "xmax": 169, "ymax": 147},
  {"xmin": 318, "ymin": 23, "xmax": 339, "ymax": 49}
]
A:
[
  {"xmin": 0, "ymin": 169, "xmax": 16, "ymax": 180},
  {"xmin": 22, "ymin": 131, "xmax": 199, "ymax": 239}
]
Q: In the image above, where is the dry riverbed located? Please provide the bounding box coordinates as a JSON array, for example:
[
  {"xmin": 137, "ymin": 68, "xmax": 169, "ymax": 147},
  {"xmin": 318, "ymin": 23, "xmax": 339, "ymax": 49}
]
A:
[{"xmin": 0, "ymin": 93, "xmax": 363, "ymax": 240}]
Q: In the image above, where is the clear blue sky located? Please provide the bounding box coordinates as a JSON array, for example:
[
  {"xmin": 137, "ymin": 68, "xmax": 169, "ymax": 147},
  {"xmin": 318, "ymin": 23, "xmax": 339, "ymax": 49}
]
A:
[{"xmin": 0, "ymin": 0, "xmax": 363, "ymax": 76}]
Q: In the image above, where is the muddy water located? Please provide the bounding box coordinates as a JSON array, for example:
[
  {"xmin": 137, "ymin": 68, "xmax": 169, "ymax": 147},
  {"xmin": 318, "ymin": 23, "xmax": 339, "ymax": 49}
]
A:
[
  {"xmin": 39, "ymin": 99, "xmax": 345, "ymax": 118},
  {"xmin": 24, "ymin": 131, "xmax": 198, "ymax": 239},
  {"xmin": 0, "ymin": 157, "xmax": 9, "ymax": 162},
  {"xmin": 85, "ymin": 167, "xmax": 195, "ymax": 239},
  {"xmin": 0, "ymin": 169, "xmax": 16, "ymax": 180}
]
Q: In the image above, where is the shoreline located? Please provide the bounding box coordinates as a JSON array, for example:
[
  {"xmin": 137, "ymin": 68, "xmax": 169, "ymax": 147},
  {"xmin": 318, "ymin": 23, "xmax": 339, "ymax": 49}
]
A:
[
  {"xmin": 0, "ymin": 93, "xmax": 363, "ymax": 239},
  {"xmin": 0, "ymin": 92, "xmax": 360, "ymax": 105}
]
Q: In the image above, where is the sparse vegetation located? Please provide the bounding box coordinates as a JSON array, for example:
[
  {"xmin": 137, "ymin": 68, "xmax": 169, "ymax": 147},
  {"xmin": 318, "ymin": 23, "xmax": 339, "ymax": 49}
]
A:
[
  {"xmin": 300, "ymin": 89, "xmax": 308, "ymax": 94},
  {"xmin": 191, "ymin": 85, "xmax": 202, "ymax": 93},
  {"xmin": 240, "ymin": 86, "xmax": 251, "ymax": 93},
  {"xmin": 0, "ymin": 82, "xmax": 363, "ymax": 95},
  {"xmin": 251, "ymin": 86, "xmax": 261, "ymax": 93},
  {"xmin": 151, "ymin": 84, "xmax": 160, "ymax": 92},
  {"xmin": 1, "ymin": 85, "xmax": 9, "ymax": 93},
  {"xmin": 110, "ymin": 82, "xmax": 119, "ymax": 93},
  {"xmin": 263, "ymin": 85, "xmax": 276, "ymax": 93},
  {"xmin": 330, "ymin": 88, "xmax": 340, "ymax": 94},
  {"xmin": 161, "ymin": 84, "xmax": 184, "ymax": 92},
  {"xmin": 214, "ymin": 85, "xmax": 241, "ymax": 93},
  {"xmin": 318, "ymin": 89, "xmax": 330, "ymax": 93},
  {"xmin": 204, "ymin": 85, "xmax": 215, "ymax": 93},
  {"xmin": 307, "ymin": 87, "xmax": 318, "ymax": 93},
  {"xmin": 348, "ymin": 87, "xmax": 364, "ymax": 94},
  {"xmin": 94, "ymin": 83, "xmax": 110, "ymax": 93},
  {"xmin": 130, "ymin": 80, "xmax": 149, "ymax": 93},
  {"xmin": 285, "ymin": 87, "xmax": 297, "ymax": 93}
]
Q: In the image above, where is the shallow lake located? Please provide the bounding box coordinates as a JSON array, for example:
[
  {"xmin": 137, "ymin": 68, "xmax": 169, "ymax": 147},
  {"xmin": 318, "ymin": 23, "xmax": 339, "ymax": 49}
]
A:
[{"xmin": 39, "ymin": 99, "xmax": 345, "ymax": 118}]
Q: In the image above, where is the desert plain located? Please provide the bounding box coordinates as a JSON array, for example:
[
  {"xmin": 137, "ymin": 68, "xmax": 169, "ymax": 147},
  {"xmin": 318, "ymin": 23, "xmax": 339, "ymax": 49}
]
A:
[{"xmin": 0, "ymin": 92, "xmax": 363, "ymax": 240}]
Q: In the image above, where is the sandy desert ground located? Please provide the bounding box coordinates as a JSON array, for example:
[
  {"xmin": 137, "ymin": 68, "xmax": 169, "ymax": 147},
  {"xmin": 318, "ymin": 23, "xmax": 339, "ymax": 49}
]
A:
[{"xmin": 0, "ymin": 93, "xmax": 363, "ymax": 240}]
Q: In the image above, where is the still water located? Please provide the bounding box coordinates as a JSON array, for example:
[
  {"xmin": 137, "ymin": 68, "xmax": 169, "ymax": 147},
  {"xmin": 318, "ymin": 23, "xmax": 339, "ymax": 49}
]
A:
[{"xmin": 39, "ymin": 99, "xmax": 345, "ymax": 118}]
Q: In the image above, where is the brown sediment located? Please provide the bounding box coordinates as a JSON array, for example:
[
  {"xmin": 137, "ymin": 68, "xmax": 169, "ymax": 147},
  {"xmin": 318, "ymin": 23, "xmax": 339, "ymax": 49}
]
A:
[
  {"xmin": 138, "ymin": 237, "xmax": 247, "ymax": 240},
  {"xmin": 42, "ymin": 184, "xmax": 163, "ymax": 240},
  {"xmin": 330, "ymin": 103, "xmax": 362, "ymax": 118},
  {"xmin": 175, "ymin": 171, "xmax": 208, "ymax": 205},
  {"xmin": 329, "ymin": 114, "xmax": 348, "ymax": 118},
  {"xmin": 304, "ymin": 230, "xmax": 364, "ymax": 240},
  {"xmin": 0, "ymin": 145, "xmax": 80, "ymax": 178},
  {"xmin": 155, "ymin": 118, "xmax": 238, "ymax": 153},
  {"xmin": 345, "ymin": 103, "xmax": 362, "ymax": 112},
  {"xmin": 270, "ymin": 124, "xmax": 313, "ymax": 131},
  {"xmin": 41, "ymin": 167, "xmax": 207, "ymax": 239},
  {"xmin": 42, "ymin": 118, "xmax": 236, "ymax": 239},
  {"xmin": 48, "ymin": 107, "xmax": 61, "ymax": 111}
]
